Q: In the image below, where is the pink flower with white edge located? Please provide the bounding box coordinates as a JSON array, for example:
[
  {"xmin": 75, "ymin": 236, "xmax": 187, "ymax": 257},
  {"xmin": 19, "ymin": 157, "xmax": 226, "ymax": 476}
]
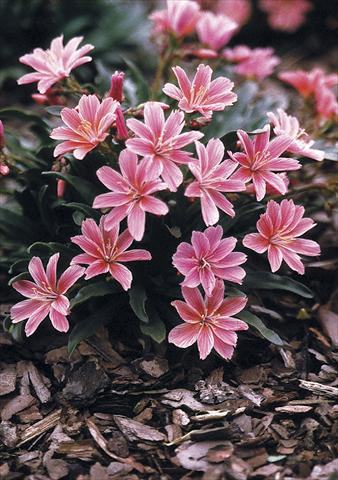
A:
[
  {"xmin": 243, "ymin": 199, "xmax": 320, "ymax": 275},
  {"xmin": 126, "ymin": 102, "xmax": 203, "ymax": 192},
  {"xmin": 259, "ymin": 0, "xmax": 312, "ymax": 33},
  {"xmin": 50, "ymin": 95, "xmax": 119, "ymax": 160},
  {"xmin": 278, "ymin": 68, "xmax": 338, "ymax": 98},
  {"xmin": 267, "ymin": 109, "xmax": 324, "ymax": 161},
  {"xmin": 10, "ymin": 254, "xmax": 84, "ymax": 336},
  {"xmin": 173, "ymin": 225, "xmax": 247, "ymax": 296},
  {"xmin": 71, "ymin": 217, "xmax": 151, "ymax": 290},
  {"xmin": 246, "ymin": 172, "xmax": 289, "ymax": 196},
  {"xmin": 93, "ymin": 149, "xmax": 168, "ymax": 241},
  {"xmin": 17, "ymin": 35, "xmax": 94, "ymax": 94},
  {"xmin": 196, "ymin": 12, "xmax": 238, "ymax": 51},
  {"xmin": 169, "ymin": 280, "xmax": 248, "ymax": 360},
  {"xmin": 185, "ymin": 138, "xmax": 245, "ymax": 225},
  {"xmin": 163, "ymin": 64, "xmax": 237, "ymax": 119},
  {"xmin": 228, "ymin": 126, "xmax": 299, "ymax": 201},
  {"xmin": 223, "ymin": 46, "xmax": 280, "ymax": 80}
]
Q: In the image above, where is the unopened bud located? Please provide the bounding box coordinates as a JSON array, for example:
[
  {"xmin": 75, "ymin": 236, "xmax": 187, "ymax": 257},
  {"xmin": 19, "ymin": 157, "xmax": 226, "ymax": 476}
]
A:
[
  {"xmin": 57, "ymin": 179, "xmax": 66, "ymax": 198},
  {"xmin": 116, "ymin": 107, "xmax": 129, "ymax": 140},
  {"xmin": 0, "ymin": 120, "xmax": 5, "ymax": 149},
  {"xmin": 109, "ymin": 71, "xmax": 125, "ymax": 102}
]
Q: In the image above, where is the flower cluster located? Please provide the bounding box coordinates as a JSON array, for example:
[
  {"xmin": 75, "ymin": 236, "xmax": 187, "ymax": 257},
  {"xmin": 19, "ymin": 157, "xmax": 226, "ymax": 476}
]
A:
[
  {"xmin": 11, "ymin": 15, "xmax": 325, "ymax": 363},
  {"xmin": 279, "ymin": 68, "xmax": 338, "ymax": 122}
]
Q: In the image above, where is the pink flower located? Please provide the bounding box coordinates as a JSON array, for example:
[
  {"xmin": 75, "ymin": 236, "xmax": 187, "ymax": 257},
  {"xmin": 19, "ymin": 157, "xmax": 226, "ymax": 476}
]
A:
[
  {"xmin": 223, "ymin": 46, "xmax": 280, "ymax": 80},
  {"xmin": 50, "ymin": 95, "xmax": 119, "ymax": 159},
  {"xmin": 196, "ymin": 12, "xmax": 238, "ymax": 51},
  {"xmin": 246, "ymin": 172, "xmax": 289, "ymax": 196},
  {"xmin": 93, "ymin": 149, "xmax": 169, "ymax": 241},
  {"xmin": 315, "ymin": 86, "xmax": 338, "ymax": 121},
  {"xmin": 259, "ymin": 0, "xmax": 312, "ymax": 33},
  {"xmin": 228, "ymin": 126, "xmax": 299, "ymax": 201},
  {"xmin": 243, "ymin": 199, "xmax": 320, "ymax": 275},
  {"xmin": 149, "ymin": 0, "xmax": 200, "ymax": 38},
  {"xmin": 185, "ymin": 138, "xmax": 246, "ymax": 225},
  {"xmin": 17, "ymin": 35, "xmax": 94, "ymax": 94},
  {"xmin": 126, "ymin": 102, "xmax": 203, "ymax": 191},
  {"xmin": 10, "ymin": 254, "xmax": 84, "ymax": 336},
  {"xmin": 279, "ymin": 68, "xmax": 338, "ymax": 98},
  {"xmin": 173, "ymin": 225, "xmax": 247, "ymax": 296},
  {"xmin": 163, "ymin": 64, "xmax": 237, "ymax": 119},
  {"xmin": 169, "ymin": 280, "xmax": 248, "ymax": 360},
  {"xmin": 71, "ymin": 217, "xmax": 151, "ymax": 290},
  {"xmin": 215, "ymin": 0, "xmax": 251, "ymax": 26},
  {"xmin": 267, "ymin": 109, "xmax": 324, "ymax": 161},
  {"xmin": 109, "ymin": 71, "xmax": 125, "ymax": 102}
]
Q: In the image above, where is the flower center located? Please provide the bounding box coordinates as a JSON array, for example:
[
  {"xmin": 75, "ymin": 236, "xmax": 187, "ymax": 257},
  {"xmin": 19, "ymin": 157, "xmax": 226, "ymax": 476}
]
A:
[
  {"xmin": 251, "ymin": 150, "xmax": 270, "ymax": 171},
  {"xmin": 198, "ymin": 257, "xmax": 209, "ymax": 269},
  {"xmin": 191, "ymin": 85, "xmax": 207, "ymax": 105}
]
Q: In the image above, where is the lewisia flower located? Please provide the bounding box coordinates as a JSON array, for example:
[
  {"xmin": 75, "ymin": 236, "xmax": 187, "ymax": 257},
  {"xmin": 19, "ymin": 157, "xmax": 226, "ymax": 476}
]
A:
[
  {"xmin": 259, "ymin": 0, "xmax": 312, "ymax": 33},
  {"xmin": 315, "ymin": 86, "xmax": 338, "ymax": 122},
  {"xmin": 17, "ymin": 35, "xmax": 94, "ymax": 94},
  {"xmin": 173, "ymin": 225, "xmax": 247, "ymax": 296},
  {"xmin": 185, "ymin": 138, "xmax": 246, "ymax": 225},
  {"xmin": 50, "ymin": 95, "xmax": 119, "ymax": 159},
  {"xmin": 93, "ymin": 149, "xmax": 169, "ymax": 241},
  {"xmin": 163, "ymin": 64, "xmax": 237, "ymax": 119},
  {"xmin": 223, "ymin": 46, "xmax": 280, "ymax": 80},
  {"xmin": 267, "ymin": 109, "xmax": 324, "ymax": 161},
  {"xmin": 149, "ymin": 0, "xmax": 200, "ymax": 38},
  {"xmin": 10, "ymin": 254, "xmax": 84, "ymax": 336},
  {"xmin": 279, "ymin": 68, "xmax": 338, "ymax": 98},
  {"xmin": 169, "ymin": 280, "xmax": 248, "ymax": 360},
  {"xmin": 215, "ymin": 0, "xmax": 251, "ymax": 26},
  {"xmin": 0, "ymin": 120, "xmax": 5, "ymax": 150},
  {"xmin": 126, "ymin": 102, "xmax": 203, "ymax": 191},
  {"xmin": 243, "ymin": 199, "xmax": 320, "ymax": 275},
  {"xmin": 71, "ymin": 217, "xmax": 151, "ymax": 290},
  {"xmin": 196, "ymin": 12, "xmax": 238, "ymax": 51},
  {"xmin": 228, "ymin": 126, "xmax": 299, "ymax": 201}
]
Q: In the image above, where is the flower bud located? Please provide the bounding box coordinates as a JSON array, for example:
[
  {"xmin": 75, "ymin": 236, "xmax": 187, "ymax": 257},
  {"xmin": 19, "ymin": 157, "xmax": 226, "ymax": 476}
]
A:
[
  {"xmin": 115, "ymin": 107, "xmax": 129, "ymax": 140},
  {"xmin": 57, "ymin": 179, "xmax": 66, "ymax": 198},
  {"xmin": 0, "ymin": 120, "xmax": 5, "ymax": 149},
  {"xmin": 109, "ymin": 71, "xmax": 125, "ymax": 102}
]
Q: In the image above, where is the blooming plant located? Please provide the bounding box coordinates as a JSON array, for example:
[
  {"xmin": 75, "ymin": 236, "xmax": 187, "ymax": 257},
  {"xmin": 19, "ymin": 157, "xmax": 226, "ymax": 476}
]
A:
[{"xmin": 1, "ymin": 0, "xmax": 336, "ymax": 363}]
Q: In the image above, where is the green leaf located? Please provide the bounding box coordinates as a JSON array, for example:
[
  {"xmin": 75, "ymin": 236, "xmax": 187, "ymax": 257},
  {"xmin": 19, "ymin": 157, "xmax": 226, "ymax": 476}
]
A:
[
  {"xmin": 68, "ymin": 301, "xmax": 123, "ymax": 355},
  {"xmin": 129, "ymin": 284, "xmax": 149, "ymax": 323},
  {"xmin": 243, "ymin": 271, "xmax": 314, "ymax": 298},
  {"xmin": 42, "ymin": 172, "xmax": 99, "ymax": 204},
  {"xmin": 0, "ymin": 107, "xmax": 48, "ymax": 128},
  {"xmin": 28, "ymin": 242, "xmax": 74, "ymax": 258},
  {"xmin": 220, "ymin": 203, "xmax": 265, "ymax": 234},
  {"xmin": 8, "ymin": 272, "xmax": 30, "ymax": 286},
  {"xmin": 63, "ymin": 202, "xmax": 100, "ymax": 221},
  {"xmin": 237, "ymin": 310, "xmax": 283, "ymax": 346},
  {"xmin": 70, "ymin": 281, "xmax": 119, "ymax": 308},
  {"xmin": 140, "ymin": 304, "xmax": 166, "ymax": 343}
]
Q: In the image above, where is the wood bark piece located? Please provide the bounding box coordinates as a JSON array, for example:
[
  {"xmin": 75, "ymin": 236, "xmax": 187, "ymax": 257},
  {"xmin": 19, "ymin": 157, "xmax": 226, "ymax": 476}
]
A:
[
  {"xmin": 17, "ymin": 409, "xmax": 62, "ymax": 447},
  {"xmin": 113, "ymin": 415, "xmax": 166, "ymax": 442},
  {"xmin": 299, "ymin": 379, "xmax": 338, "ymax": 398},
  {"xmin": 0, "ymin": 363, "xmax": 17, "ymax": 396}
]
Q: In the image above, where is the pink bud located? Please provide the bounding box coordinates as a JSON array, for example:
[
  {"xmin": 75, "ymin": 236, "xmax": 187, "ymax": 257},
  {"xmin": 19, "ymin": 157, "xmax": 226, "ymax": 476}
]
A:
[
  {"xmin": 109, "ymin": 71, "xmax": 125, "ymax": 102},
  {"xmin": 57, "ymin": 179, "xmax": 66, "ymax": 198},
  {"xmin": 0, "ymin": 163, "xmax": 9, "ymax": 176},
  {"xmin": 0, "ymin": 120, "xmax": 5, "ymax": 149},
  {"xmin": 116, "ymin": 107, "xmax": 129, "ymax": 140}
]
